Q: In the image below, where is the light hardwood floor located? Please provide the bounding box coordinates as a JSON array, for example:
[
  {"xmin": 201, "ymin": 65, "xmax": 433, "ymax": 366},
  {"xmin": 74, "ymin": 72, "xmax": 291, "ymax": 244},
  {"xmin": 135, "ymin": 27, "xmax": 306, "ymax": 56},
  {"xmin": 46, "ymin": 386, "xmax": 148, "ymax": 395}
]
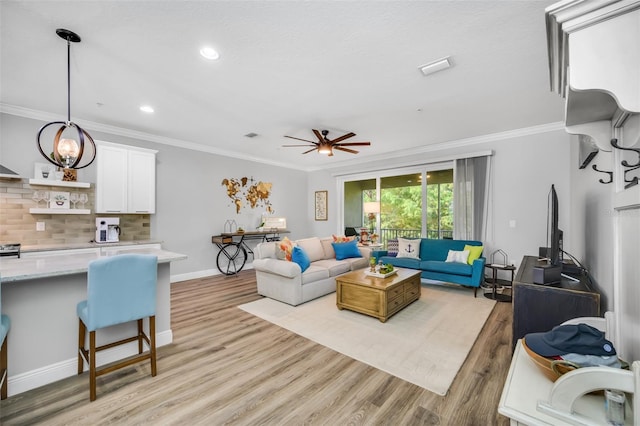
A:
[{"xmin": 0, "ymin": 271, "xmax": 513, "ymax": 425}]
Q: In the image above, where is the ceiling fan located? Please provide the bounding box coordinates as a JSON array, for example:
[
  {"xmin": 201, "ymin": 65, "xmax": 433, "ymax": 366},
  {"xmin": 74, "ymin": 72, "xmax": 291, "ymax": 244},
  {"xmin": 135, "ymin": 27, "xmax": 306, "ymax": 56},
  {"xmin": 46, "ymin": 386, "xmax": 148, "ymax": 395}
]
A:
[{"xmin": 282, "ymin": 129, "xmax": 371, "ymax": 156}]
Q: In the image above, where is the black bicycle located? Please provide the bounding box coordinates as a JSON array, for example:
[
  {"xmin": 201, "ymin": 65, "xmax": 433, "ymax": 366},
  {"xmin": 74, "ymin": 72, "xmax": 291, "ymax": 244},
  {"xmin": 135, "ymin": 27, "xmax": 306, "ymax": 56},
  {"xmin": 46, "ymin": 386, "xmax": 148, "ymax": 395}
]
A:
[{"xmin": 212, "ymin": 231, "xmax": 285, "ymax": 276}]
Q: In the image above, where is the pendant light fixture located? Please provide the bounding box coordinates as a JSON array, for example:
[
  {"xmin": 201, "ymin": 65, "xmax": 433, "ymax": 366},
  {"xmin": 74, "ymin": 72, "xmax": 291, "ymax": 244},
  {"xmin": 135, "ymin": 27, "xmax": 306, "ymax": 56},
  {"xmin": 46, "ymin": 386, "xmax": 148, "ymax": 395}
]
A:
[{"xmin": 36, "ymin": 28, "xmax": 96, "ymax": 170}]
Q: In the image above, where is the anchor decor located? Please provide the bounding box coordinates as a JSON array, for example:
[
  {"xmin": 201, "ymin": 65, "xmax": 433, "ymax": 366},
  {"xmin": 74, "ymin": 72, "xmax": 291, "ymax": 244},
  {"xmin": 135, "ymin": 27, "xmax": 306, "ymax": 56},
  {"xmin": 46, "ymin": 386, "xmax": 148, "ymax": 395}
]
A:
[
  {"xmin": 611, "ymin": 139, "xmax": 640, "ymax": 189},
  {"xmin": 404, "ymin": 243, "xmax": 416, "ymax": 255}
]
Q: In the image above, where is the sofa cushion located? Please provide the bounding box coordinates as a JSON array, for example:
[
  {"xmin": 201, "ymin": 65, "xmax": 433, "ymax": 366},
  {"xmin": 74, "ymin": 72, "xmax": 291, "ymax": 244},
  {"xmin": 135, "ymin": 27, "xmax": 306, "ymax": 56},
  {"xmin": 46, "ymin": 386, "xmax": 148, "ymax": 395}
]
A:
[
  {"xmin": 313, "ymin": 259, "xmax": 352, "ymax": 276},
  {"xmin": 332, "ymin": 234, "xmax": 357, "ymax": 243},
  {"xmin": 277, "ymin": 237, "xmax": 295, "ymax": 261},
  {"xmin": 420, "ymin": 239, "xmax": 483, "ymax": 261},
  {"xmin": 387, "ymin": 238, "xmax": 398, "ymax": 257},
  {"xmin": 445, "ymin": 249, "xmax": 469, "ymax": 264},
  {"xmin": 291, "ymin": 246, "xmax": 311, "ymax": 272},
  {"xmin": 464, "ymin": 244, "xmax": 483, "ymax": 265},
  {"xmin": 422, "ymin": 260, "xmax": 473, "ymax": 276},
  {"xmin": 296, "ymin": 237, "xmax": 325, "ymax": 262},
  {"xmin": 320, "ymin": 238, "xmax": 335, "ymax": 259},
  {"xmin": 301, "ymin": 265, "xmax": 330, "ymax": 284},
  {"xmin": 397, "ymin": 237, "xmax": 420, "ymax": 259},
  {"xmin": 383, "ymin": 255, "xmax": 421, "ymax": 269},
  {"xmin": 346, "ymin": 256, "xmax": 369, "ymax": 270},
  {"xmin": 332, "ymin": 240, "xmax": 362, "ymax": 260}
]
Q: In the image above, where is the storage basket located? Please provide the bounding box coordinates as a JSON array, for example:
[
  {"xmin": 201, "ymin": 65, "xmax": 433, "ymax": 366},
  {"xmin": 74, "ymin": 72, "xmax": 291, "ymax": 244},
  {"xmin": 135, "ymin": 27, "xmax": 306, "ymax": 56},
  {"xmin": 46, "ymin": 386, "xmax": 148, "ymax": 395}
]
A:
[{"xmin": 522, "ymin": 338, "xmax": 579, "ymax": 382}]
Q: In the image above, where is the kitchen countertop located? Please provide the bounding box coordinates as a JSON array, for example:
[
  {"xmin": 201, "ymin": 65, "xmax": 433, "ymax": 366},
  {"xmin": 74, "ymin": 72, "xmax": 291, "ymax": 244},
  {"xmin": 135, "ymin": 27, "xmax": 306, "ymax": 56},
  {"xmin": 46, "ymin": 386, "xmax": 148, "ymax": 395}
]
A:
[
  {"xmin": 17, "ymin": 239, "xmax": 165, "ymax": 253},
  {"xmin": 0, "ymin": 243, "xmax": 187, "ymax": 282}
]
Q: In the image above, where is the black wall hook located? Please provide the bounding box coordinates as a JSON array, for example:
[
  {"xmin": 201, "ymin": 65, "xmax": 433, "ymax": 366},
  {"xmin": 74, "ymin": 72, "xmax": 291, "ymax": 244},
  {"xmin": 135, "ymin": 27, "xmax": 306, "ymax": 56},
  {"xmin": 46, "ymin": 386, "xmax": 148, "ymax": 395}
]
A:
[
  {"xmin": 611, "ymin": 139, "xmax": 640, "ymax": 188},
  {"xmin": 592, "ymin": 164, "xmax": 613, "ymax": 184}
]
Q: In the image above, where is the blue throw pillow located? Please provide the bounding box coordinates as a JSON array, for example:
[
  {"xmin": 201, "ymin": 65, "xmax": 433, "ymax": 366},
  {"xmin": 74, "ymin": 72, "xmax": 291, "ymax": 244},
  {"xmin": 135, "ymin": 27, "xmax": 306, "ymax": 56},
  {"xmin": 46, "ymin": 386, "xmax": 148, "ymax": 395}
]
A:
[
  {"xmin": 291, "ymin": 246, "xmax": 310, "ymax": 272},
  {"xmin": 331, "ymin": 240, "xmax": 362, "ymax": 260}
]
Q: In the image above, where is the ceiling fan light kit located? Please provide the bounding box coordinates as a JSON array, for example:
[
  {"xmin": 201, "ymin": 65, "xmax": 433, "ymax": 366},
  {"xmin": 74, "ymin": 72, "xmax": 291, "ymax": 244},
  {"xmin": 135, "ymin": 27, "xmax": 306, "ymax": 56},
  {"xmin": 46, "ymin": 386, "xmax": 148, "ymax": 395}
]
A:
[
  {"xmin": 282, "ymin": 129, "xmax": 371, "ymax": 156},
  {"xmin": 36, "ymin": 28, "xmax": 96, "ymax": 170}
]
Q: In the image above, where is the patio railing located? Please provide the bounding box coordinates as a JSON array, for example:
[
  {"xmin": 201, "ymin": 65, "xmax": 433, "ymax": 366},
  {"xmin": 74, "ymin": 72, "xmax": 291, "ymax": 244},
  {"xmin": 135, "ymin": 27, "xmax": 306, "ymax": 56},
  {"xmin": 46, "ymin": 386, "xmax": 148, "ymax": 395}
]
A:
[{"xmin": 376, "ymin": 228, "xmax": 453, "ymax": 247}]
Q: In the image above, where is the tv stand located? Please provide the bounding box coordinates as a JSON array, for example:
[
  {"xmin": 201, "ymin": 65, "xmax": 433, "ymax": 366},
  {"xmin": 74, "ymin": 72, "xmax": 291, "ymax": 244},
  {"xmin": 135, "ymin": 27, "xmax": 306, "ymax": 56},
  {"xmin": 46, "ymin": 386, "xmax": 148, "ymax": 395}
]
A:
[{"xmin": 511, "ymin": 255, "xmax": 600, "ymax": 350}]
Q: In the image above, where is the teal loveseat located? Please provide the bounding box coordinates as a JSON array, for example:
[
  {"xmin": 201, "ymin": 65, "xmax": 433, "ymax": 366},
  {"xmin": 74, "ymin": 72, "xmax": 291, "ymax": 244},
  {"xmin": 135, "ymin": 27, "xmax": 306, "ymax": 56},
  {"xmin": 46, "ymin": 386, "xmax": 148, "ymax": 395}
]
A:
[{"xmin": 372, "ymin": 239, "xmax": 485, "ymax": 297}]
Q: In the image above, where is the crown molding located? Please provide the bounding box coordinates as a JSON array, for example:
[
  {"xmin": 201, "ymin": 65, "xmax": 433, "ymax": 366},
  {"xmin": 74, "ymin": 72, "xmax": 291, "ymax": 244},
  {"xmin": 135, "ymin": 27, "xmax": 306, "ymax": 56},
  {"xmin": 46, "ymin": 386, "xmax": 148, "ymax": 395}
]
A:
[
  {"xmin": 0, "ymin": 103, "xmax": 307, "ymax": 171},
  {"xmin": 1, "ymin": 103, "xmax": 564, "ymax": 173},
  {"xmin": 310, "ymin": 121, "xmax": 567, "ymax": 172}
]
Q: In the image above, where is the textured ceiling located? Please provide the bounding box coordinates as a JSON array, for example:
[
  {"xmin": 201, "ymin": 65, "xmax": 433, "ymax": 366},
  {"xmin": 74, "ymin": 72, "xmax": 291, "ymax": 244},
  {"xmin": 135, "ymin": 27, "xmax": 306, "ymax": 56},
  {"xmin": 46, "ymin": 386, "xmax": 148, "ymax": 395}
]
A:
[{"xmin": 0, "ymin": 1, "xmax": 564, "ymax": 171}]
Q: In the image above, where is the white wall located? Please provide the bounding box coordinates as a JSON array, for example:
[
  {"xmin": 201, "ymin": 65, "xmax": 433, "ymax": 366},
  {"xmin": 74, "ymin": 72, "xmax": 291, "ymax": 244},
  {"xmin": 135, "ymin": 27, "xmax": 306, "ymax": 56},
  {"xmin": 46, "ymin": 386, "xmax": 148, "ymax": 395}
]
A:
[
  {"xmin": 568, "ymin": 137, "xmax": 614, "ymax": 310},
  {"xmin": 0, "ymin": 113, "xmax": 309, "ymax": 279},
  {"xmin": 309, "ymin": 128, "xmax": 573, "ymax": 272}
]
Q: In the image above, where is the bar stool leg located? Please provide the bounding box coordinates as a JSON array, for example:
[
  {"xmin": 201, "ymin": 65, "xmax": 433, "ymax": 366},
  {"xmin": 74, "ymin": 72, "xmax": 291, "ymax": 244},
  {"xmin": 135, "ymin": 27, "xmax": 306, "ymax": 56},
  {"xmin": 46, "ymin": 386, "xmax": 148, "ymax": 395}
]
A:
[
  {"xmin": 1, "ymin": 337, "xmax": 7, "ymax": 400},
  {"xmin": 89, "ymin": 330, "xmax": 97, "ymax": 402}
]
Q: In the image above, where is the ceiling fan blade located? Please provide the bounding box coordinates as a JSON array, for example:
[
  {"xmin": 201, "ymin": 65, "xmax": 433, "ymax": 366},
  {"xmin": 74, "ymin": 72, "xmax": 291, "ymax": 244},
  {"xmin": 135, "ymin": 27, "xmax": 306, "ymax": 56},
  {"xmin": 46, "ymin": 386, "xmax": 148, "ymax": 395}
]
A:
[
  {"xmin": 329, "ymin": 132, "xmax": 356, "ymax": 144},
  {"xmin": 312, "ymin": 129, "xmax": 324, "ymax": 142},
  {"xmin": 282, "ymin": 144, "xmax": 316, "ymax": 147},
  {"xmin": 284, "ymin": 135, "xmax": 318, "ymax": 144},
  {"xmin": 334, "ymin": 146, "xmax": 359, "ymax": 154},
  {"xmin": 334, "ymin": 142, "xmax": 371, "ymax": 147},
  {"xmin": 302, "ymin": 147, "xmax": 317, "ymax": 154}
]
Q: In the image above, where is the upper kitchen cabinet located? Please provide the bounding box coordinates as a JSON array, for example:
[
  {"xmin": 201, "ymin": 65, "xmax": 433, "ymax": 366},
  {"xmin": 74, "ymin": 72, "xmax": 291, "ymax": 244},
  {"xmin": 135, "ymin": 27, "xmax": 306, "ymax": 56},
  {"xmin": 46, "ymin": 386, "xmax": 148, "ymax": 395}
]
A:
[
  {"xmin": 96, "ymin": 141, "xmax": 158, "ymax": 214},
  {"xmin": 546, "ymin": 0, "xmax": 640, "ymax": 150}
]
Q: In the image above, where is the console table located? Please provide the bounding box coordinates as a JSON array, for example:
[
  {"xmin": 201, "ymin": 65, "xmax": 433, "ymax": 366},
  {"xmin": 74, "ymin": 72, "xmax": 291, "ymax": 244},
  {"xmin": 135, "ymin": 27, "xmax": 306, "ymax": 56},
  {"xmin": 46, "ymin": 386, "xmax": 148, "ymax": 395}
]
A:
[
  {"xmin": 499, "ymin": 339, "xmax": 636, "ymax": 425},
  {"xmin": 512, "ymin": 255, "xmax": 600, "ymax": 350}
]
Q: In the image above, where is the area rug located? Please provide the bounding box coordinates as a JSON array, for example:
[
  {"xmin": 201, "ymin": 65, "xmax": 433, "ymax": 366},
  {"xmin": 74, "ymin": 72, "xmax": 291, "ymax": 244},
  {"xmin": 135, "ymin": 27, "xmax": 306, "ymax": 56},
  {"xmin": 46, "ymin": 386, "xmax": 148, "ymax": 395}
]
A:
[{"xmin": 239, "ymin": 283, "xmax": 496, "ymax": 395}]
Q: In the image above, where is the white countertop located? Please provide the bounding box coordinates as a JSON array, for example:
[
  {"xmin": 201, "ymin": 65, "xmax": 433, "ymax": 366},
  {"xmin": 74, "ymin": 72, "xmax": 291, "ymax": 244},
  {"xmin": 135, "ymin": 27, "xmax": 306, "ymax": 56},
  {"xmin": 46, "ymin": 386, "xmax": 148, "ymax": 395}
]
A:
[
  {"xmin": 0, "ymin": 243, "xmax": 187, "ymax": 282},
  {"xmin": 17, "ymin": 239, "xmax": 164, "ymax": 253}
]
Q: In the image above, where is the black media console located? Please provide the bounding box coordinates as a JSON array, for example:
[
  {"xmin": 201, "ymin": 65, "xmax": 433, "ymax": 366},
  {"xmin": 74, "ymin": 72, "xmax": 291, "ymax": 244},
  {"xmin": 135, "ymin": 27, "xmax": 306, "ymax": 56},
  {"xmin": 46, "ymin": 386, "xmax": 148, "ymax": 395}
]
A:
[{"xmin": 511, "ymin": 255, "xmax": 600, "ymax": 351}]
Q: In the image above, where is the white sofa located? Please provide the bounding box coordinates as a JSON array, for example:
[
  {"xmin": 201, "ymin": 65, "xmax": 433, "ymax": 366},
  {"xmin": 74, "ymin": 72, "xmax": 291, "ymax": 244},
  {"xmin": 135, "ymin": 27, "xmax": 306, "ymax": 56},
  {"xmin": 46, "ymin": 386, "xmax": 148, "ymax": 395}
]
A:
[{"xmin": 253, "ymin": 237, "xmax": 372, "ymax": 306}]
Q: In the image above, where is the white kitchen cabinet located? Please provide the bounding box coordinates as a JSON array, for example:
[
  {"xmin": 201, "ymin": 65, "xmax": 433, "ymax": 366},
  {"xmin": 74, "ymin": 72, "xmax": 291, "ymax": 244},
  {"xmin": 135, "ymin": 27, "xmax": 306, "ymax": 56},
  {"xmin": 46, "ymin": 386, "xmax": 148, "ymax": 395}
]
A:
[{"xmin": 96, "ymin": 141, "xmax": 157, "ymax": 214}]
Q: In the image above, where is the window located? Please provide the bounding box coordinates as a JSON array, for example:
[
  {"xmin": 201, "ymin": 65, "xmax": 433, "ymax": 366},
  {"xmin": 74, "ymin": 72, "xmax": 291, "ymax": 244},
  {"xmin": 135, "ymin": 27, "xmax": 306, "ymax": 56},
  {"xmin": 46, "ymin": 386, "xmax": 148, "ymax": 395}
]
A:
[{"xmin": 340, "ymin": 164, "xmax": 454, "ymax": 247}]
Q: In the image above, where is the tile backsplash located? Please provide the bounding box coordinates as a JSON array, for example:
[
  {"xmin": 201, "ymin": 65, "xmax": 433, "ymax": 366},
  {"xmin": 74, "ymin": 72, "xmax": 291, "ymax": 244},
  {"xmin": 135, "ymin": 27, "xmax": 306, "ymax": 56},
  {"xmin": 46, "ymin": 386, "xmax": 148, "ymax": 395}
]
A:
[{"xmin": 0, "ymin": 178, "xmax": 150, "ymax": 246}]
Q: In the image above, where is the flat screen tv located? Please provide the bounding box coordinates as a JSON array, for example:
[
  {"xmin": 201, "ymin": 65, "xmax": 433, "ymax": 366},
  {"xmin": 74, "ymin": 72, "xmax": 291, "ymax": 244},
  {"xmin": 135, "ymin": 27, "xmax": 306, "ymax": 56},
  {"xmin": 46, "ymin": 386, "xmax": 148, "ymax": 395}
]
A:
[{"xmin": 547, "ymin": 184, "xmax": 562, "ymax": 266}]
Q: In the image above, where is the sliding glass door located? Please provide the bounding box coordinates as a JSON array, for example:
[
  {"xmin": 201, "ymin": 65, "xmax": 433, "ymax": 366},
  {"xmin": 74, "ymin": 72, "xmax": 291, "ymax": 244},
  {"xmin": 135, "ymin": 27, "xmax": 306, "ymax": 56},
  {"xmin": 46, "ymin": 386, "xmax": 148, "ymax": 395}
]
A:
[
  {"xmin": 380, "ymin": 173, "xmax": 423, "ymax": 243},
  {"xmin": 340, "ymin": 164, "xmax": 454, "ymax": 247}
]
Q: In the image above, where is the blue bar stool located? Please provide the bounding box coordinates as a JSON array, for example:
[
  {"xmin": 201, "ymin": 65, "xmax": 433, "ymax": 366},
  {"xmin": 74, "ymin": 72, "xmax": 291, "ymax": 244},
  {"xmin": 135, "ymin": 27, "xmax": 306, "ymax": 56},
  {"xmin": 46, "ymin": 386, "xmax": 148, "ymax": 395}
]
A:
[
  {"xmin": 1, "ymin": 277, "xmax": 10, "ymax": 400},
  {"xmin": 77, "ymin": 254, "xmax": 158, "ymax": 401}
]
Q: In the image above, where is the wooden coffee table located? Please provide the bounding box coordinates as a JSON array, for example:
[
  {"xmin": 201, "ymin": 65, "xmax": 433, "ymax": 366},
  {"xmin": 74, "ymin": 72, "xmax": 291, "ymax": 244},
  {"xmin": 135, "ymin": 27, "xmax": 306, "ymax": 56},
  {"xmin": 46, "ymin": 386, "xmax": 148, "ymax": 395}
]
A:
[{"xmin": 336, "ymin": 268, "xmax": 421, "ymax": 322}]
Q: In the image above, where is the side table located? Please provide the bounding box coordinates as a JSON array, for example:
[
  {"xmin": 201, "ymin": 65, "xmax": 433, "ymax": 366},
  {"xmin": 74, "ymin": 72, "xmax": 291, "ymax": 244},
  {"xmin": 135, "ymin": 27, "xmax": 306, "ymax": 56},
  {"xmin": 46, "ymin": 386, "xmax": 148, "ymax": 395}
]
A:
[{"xmin": 484, "ymin": 263, "xmax": 516, "ymax": 302}]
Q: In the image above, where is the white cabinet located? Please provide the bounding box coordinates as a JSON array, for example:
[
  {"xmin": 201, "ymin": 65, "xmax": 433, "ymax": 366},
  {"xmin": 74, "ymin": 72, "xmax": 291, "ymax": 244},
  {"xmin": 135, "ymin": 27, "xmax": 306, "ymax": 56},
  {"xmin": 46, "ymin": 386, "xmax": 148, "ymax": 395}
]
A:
[
  {"xmin": 127, "ymin": 149, "xmax": 156, "ymax": 213},
  {"xmin": 96, "ymin": 141, "xmax": 157, "ymax": 214}
]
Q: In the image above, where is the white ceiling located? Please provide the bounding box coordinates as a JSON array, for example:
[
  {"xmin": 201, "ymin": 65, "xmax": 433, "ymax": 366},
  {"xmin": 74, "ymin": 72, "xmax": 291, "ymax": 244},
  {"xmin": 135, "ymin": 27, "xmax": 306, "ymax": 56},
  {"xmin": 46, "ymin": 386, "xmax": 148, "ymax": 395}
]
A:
[{"xmin": 0, "ymin": 1, "xmax": 564, "ymax": 171}]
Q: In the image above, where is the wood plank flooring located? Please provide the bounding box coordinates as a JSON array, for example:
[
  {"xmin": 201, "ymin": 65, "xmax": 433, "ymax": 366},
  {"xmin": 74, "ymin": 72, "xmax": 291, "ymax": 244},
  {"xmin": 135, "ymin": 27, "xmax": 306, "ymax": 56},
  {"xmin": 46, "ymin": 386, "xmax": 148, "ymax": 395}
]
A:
[{"xmin": 0, "ymin": 271, "xmax": 513, "ymax": 425}]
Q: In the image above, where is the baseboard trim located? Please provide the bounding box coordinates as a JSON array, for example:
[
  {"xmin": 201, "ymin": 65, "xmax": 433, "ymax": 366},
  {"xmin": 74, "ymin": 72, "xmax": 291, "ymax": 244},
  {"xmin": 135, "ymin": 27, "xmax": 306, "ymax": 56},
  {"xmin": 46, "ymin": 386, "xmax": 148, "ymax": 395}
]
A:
[
  {"xmin": 171, "ymin": 264, "xmax": 254, "ymax": 283},
  {"xmin": 7, "ymin": 330, "xmax": 173, "ymax": 397}
]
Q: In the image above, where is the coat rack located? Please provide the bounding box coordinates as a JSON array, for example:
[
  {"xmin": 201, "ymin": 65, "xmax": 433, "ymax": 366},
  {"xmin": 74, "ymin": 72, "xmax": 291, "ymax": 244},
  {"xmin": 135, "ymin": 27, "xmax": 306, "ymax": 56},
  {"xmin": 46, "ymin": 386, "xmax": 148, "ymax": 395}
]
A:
[{"xmin": 611, "ymin": 139, "xmax": 640, "ymax": 189}]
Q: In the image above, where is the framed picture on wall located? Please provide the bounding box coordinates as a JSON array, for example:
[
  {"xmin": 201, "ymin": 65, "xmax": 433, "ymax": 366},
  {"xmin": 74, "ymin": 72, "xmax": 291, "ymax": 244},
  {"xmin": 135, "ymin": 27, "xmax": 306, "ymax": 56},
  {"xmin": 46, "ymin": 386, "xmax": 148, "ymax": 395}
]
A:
[
  {"xmin": 315, "ymin": 190, "xmax": 328, "ymax": 221},
  {"xmin": 49, "ymin": 191, "xmax": 70, "ymax": 209}
]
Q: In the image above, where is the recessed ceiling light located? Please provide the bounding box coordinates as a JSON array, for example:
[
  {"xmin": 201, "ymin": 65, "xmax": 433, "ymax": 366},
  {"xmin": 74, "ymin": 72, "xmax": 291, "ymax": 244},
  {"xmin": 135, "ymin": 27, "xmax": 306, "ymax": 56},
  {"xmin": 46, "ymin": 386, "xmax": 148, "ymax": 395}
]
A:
[
  {"xmin": 140, "ymin": 105, "xmax": 154, "ymax": 113},
  {"xmin": 418, "ymin": 57, "xmax": 451, "ymax": 76},
  {"xmin": 200, "ymin": 46, "xmax": 220, "ymax": 60}
]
